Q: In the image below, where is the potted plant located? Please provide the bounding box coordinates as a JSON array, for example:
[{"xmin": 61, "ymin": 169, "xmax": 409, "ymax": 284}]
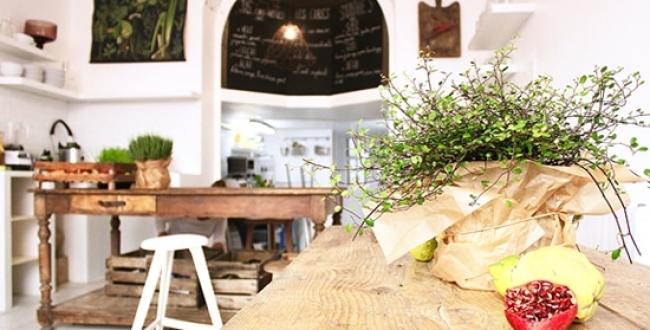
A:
[
  {"xmin": 309, "ymin": 43, "xmax": 650, "ymax": 290},
  {"xmin": 96, "ymin": 146, "xmax": 134, "ymax": 189},
  {"xmin": 97, "ymin": 146, "xmax": 133, "ymax": 164},
  {"xmin": 128, "ymin": 133, "xmax": 173, "ymax": 189}
]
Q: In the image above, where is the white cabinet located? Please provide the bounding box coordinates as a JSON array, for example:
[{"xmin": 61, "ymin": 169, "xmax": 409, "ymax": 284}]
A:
[{"xmin": 0, "ymin": 170, "xmax": 56, "ymax": 312}]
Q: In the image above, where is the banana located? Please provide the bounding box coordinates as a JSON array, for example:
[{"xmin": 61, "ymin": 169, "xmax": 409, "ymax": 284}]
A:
[{"xmin": 488, "ymin": 246, "xmax": 605, "ymax": 322}]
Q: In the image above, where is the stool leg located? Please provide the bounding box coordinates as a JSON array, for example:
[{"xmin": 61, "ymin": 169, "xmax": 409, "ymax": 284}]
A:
[
  {"xmin": 131, "ymin": 250, "xmax": 165, "ymax": 330},
  {"xmin": 154, "ymin": 250, "xmax": 174, "ymax": 330},
  {"xmin": 189, "ymin": 247, "xmax": 223, "ymax": 328}
]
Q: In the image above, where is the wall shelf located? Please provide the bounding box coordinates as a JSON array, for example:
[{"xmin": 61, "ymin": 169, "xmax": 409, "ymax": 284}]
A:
[
  {"xmin": 11, "ymin": 215, "xmax": 37, "ymax": 222},
  {"xmin": 0, "ymin": 34, "xmax": 59, "ymax": 62},
  {"xmin": 76, "ymin": 90, "xmax": 202, "ymax": 102},
  {"xmin": 0, "ymin": 77, "xmax": 78, "ymax": 101},
  {"xmin": 469, "ymin": 2, "xmax": 536, "ymax": 51},
  {"xmin": 0, "ymin": 77, "xmax": 201, "ymax": 102},
  {"xmin": 11, "ymin": 255, "xmax": 38, "ymax": 266}
]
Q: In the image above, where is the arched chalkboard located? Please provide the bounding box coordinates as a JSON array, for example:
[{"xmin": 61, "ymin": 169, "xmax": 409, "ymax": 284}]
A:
[{"xmin": 224, "ymin": 0, "xmax": 386, "ymax": 95}]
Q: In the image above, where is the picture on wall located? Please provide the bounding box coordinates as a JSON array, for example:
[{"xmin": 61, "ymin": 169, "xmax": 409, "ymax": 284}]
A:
[
  {"xmin": 90, "ymin": 0, "xmax": 187, "ymax": 63},
  {"xmin": 418, "ymin": 0, "xmax": 461, "ymax": 57}
]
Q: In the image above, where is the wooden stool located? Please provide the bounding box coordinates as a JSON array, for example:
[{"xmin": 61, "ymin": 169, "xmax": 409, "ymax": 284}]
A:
[
  {"xmin": 131, "ymin": 234, "xmax": 222, "ymax": 330},
  {"xmin": 243, "ymin": 219, "xmax": 294, "ymax": 253}
]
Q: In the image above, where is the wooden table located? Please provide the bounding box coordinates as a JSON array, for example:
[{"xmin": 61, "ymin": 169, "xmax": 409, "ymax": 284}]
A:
[
  {"xmin": 223, "ymin": 226, "xmax": 650, "ymax": 330},
  {"xmin": 31, "ymin": 187, "xmax": 341, "ymax": 330}
]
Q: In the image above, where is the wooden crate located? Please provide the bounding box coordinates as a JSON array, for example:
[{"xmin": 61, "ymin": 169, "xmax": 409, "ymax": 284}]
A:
[
  {"xmin": 105, "ymin": 248, "xmax": 223, "ymax": 309},
  {"xmin": 33, "ymin": 161, "xmax": 136, "ymax": 190},
  {"xmin": 208, "ymin": 250, "xmax": 278, "ymax": 312}
]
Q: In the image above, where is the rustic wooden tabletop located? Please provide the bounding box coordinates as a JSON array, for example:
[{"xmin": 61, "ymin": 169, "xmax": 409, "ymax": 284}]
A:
[{"xmin": 223, "ymin": 226, "xmax": 650, "ymax": 330}]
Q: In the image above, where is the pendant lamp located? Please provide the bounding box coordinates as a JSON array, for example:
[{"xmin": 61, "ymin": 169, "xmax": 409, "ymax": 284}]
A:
[{"xmin": 265, "ymin": 1, "xmax": 315, "ymax": 70}]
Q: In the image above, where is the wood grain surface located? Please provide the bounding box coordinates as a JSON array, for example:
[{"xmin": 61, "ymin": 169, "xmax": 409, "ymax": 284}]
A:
[{"xmin": 223, "ymin": 226, "xmax": 649, "ymax": 330}]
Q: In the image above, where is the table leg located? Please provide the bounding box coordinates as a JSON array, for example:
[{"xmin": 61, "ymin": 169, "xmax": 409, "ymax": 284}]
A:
[
  {"xmin": 34, "ymin": 195, "xmax": 53, "ymax": 330},
  {"xmin": 110, "ymin": 215, "xmax": 121, "ymax": 256}
]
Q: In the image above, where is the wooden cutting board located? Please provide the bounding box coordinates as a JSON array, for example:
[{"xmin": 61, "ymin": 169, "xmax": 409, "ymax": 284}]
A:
[{"xmin": 419, "ymin": 0, "xmax": 461, "ymax": 57}]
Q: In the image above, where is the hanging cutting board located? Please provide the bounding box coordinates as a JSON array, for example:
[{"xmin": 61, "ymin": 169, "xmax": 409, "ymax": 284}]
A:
[{"xmin": 418, "ymin": 0, "xmax": 461, "ymax": 57}]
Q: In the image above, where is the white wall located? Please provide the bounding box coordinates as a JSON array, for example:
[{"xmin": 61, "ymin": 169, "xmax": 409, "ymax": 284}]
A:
[{"xmin": 511, "ymin": 0, "xmax": 650, "ymax": 262}]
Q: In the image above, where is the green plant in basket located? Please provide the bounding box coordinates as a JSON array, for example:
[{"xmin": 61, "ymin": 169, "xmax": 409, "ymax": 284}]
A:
[
  {"xmin": 128, "ymin": 134, "xmax": 173, "ymax": 161},
  {"xmin": 307, "ymin": 41, "xmax": 650, "ymax": 266},
  {"xmin": 97, "ymin": 147, "xmax": 133, "ymax": 163},
  {"xmin": 128, "ymin": 133, "xmax": 173, "ymax": 189}
]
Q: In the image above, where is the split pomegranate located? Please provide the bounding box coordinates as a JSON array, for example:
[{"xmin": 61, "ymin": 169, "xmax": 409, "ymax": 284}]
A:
[{"xmin": 504, "ymin": 280, "xmax": 578, "ymax": 330}]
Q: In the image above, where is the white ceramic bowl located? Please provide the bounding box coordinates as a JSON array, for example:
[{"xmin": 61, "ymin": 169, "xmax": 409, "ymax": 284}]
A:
[
  {"xmin": 13, "ymin": 32, "xmax": 34, "ymax": 46},
  {"xmin": 0, "ymin": 62, "xmax": 24, "ymax": 77}
]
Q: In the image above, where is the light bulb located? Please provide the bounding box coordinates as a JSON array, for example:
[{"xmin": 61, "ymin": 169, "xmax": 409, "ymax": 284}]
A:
[{"xmin": 284, "ymin": 25, "xmax": 298, "ymax": 40}]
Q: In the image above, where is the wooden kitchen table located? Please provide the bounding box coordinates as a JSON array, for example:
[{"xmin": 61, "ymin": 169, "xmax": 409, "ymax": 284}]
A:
[
  {"xmin": 223, "ymin": 226, "xmax": 650, "ymax": 330},
  {"xmin": 31, "ymin": 187, "xmax": 341, "ymax": 330}
]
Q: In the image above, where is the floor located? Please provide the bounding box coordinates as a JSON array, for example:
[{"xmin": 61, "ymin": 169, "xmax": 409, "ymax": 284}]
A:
[{"xmin": 0, "ymin": 281, "xmax": 125, "ymax": 330}]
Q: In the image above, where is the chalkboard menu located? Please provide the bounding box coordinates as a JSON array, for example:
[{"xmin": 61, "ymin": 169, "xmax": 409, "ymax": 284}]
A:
[
  {"xmin": 225, "ymin": 0, "xmax": 385, "ymax": 96},
  {"xmin": 332, "ymin": 0, "xmax": 384, "ymax": 93}
]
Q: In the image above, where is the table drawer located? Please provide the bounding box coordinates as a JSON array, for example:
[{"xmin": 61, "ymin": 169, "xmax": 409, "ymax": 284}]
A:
[{"xmin": 70, "ymin": 195, "xmax": 155, "ymax": 214}]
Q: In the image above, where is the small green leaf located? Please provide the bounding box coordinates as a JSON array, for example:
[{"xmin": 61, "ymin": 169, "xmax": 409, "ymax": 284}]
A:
[
  {"xmin": 611, "ymin": 248, "xmax": 621, "ymax": 260},
  {"xmin": 505, "ymin": 200, "xmax": 512, "ymax": 207},
  {"xmin": 512, "ymin": 167, "xmax": 523, "ymax": 175},
  {"xmin": 365, "ymin": 219, "xmax": 375, "ymax": 227},
  {"xmin": 345, "ymin": 223, "xmax": 353, "ymax": 233}
]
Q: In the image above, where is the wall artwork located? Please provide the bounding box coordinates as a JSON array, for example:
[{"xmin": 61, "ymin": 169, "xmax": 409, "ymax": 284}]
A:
[
  {"xmin": 418, "ymin": 0, "xmax": 461, "ymax": 57},
  {"xmin": 90, "ymin": 0, "xmax": 187, "ymax": 63}
]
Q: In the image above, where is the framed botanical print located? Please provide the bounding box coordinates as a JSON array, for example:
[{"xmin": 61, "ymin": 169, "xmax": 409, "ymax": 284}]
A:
[{"xmin": 90, "ymin": 0, "xmax": 187, "ymax": 63}]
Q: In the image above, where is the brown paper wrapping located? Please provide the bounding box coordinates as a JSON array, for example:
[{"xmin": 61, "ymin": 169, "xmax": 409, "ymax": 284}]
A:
[
  {"xmin": 134, "ymin": 157, "xmax": 172, "ymax": 189},
  {"xmin": 372, "ymin": 160, "xmax": 643, "ymax": 290}
]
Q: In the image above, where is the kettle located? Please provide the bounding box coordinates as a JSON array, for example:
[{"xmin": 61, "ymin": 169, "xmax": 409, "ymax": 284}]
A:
[{"xmin": 50, "ymin": 119, "xmax": 82, "ymax": 163}]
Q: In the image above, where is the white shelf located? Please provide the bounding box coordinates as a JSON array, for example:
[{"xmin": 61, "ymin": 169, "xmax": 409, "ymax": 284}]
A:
[
  {"xmin": 6, "ymin": 171, "xmax": 33, "ymax": 178},
  {"xmin": 0, "ymin": 34, "xmax": 59, "ymax": 62},
  {"xmin": 76, "ymin": 90, "xmax": 202, "ymax": 102},
  {"xmin": 0, "ymin": 77, "xmax": 78, "ymax": 101},
  {"xmin": 0, "ymin": 77, "xmax": 200, "ymax": 102},
  {"xmin": 469, "ymin": 2, "xmax": 536, "ymax": 51},
  {"xmin": 11, "ymin": 255, "xmax": 38, "ymax": 266},
  {"xmin": 11, "ymin": 215, "xmax": 36, "ymax": 222}
]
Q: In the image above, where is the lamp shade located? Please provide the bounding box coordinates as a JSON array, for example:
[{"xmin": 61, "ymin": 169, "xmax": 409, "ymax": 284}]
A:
[{"xmin": 265, "ymin": 23, "xmax": 315, "ymax": 71}]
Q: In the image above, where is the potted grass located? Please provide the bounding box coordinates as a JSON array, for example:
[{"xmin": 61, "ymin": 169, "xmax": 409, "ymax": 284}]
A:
[
  {"xmin": 96, "ymin": 146, "xmax": 134, "ymax": 189},
  {"xmin": 128, "ymin": 133, "xmax": 173, "ymax": 189},
  {"xmin": 308, "ymin": 42, "xmax": 650, "ymax": 290}
]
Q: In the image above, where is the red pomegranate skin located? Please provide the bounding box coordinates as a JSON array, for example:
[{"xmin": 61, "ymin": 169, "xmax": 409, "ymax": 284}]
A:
[{"xmin": 504, "ymin": 280, "xmax": 578, "ymax": 330}]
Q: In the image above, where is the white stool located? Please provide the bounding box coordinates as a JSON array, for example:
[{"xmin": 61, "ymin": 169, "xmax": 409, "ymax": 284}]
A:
[{"xmin": 131, "ymin": 234, "xmax": 223, "ymax": 330}]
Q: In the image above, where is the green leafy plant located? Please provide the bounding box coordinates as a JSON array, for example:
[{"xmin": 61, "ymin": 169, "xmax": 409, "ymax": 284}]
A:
[
  {"xmin": 308, "ymin": 42, "xmax": 650, "ymax": 262},
  {"xmin": 97, "ymin": 147, "xmax": 133, "ymax": 163},
  {"xmin": 128, "ymin": 134, "xmax": 173, "ymax": 162}
]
